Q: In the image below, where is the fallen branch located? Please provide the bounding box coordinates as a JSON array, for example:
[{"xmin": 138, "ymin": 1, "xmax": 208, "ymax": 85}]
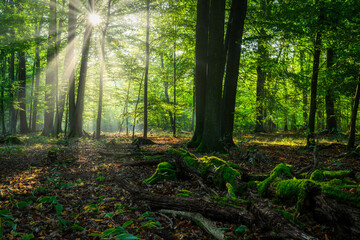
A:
[{"xmin": 159, "ymin": 209, "xmax": 225, "ymax": 240}]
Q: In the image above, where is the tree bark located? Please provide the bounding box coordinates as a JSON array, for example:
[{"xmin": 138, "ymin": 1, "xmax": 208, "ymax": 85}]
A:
[
  {"xmin": 143, "ymin": 0, "xmax": 150, "ymax": 139},
  {"xmin": 68, "ymin": 21, "xmax": 93, "ymax": 137},
  {"xmin": 325, "ymin": 48, "xmax": 337, "ymax": 133},
  {"xmin": 18, "ymin": 51, "xmax": 29, "ymax": 133},
  {"xmin": 254, "ymin": 28, "xmax": 267, "ymax": 133},
  {"xmin": 173, "ymin": 19, "xmax": 177, "ymax": 138},
  {"xmin": 67, "ymin": 0, "xmax": 77, "ymax": 136},
  {"xmin": 188, "ymin": 0, "xmax": 209, "ymax": 148},
  {"xmin": 31, "ymin": 24, "xmax": 41, "ymax": 132},
  {"xmin": 0, "ymin": 52, "xmax": 6, "ymax": 135},
  {"xmin": 9, "ymin": 52, "xmax": 17, "ymax": 134},
  {"xmin": 307, "ymin": 32, "xmax": 322, "ymax": 147},
  {"xmin": 221, "ymin": 0, "xmax": 247, "ymax": 146},
  {"xmin": 347, "ymin": 77, "xmax": 360, "ymax": 150},
  {"xmin": 198, "ymin": 0, "xmax": 226, "ymax": 152},
  {"xmin": 43, "ymin": 0, "xmax": 57, "ymax": 136},
  {"xmin": 96, "ymin": 0, "xmax": 112, "ymax": 139}
]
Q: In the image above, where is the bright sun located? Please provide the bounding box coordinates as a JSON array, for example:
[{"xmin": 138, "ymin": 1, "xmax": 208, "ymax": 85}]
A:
[{"xmin": 89, "ymin": 13, "xmax": 101, "ymax": 25}]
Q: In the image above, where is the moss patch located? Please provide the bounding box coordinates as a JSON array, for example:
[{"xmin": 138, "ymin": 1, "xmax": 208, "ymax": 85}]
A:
[
  {"xmin": 257, "ymin": 163, "xmax": 293, "ymax": 196},
  {"xmin": 310, "ymin": 170, "xmax": 353, "ymax": 182},
  {"xmin": 144, "ymin": 162, "xmax": 176, "ymax": 185}
]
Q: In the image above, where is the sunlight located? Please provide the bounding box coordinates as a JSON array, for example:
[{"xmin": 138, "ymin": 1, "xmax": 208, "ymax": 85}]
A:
[{"xmin": 89, "ymin": 13, "xmax": 101, "ymax": 25}]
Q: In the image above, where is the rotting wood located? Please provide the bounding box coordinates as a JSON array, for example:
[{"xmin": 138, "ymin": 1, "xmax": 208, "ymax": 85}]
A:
[{"xmin": 159, "ymin": 209, "xmax": 225, "ymax": 240}]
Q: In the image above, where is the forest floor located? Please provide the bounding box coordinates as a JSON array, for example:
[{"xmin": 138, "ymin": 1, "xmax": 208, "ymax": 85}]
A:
[{"xmin": 0, "ymin": 132, "xmax": 359, "ymax": 240}]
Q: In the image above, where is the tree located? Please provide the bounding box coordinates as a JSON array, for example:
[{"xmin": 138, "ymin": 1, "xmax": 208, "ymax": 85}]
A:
[
  {"xmin": 96, "ymin": 0, "xmax": 113, "ymax": 139},
  {"xmin": 187, "ymin": 0, "xmax": 209, "ymax": 148},
  {"xmin": 347, "ymin": 78, "xmax": 360, "ymax": 150},
  {"xmin": 18, "ymin": 51, "xmax": 29, "ymax": 133},
  {"xmin": 221, "ymin": 0, "xmax": 248, "ymax": 146},
  {"xmin": 43, "ymin": 0, "xmax": 57, "ymax": 136},
  {"xmin": 325, "ymin": 48, "xmax": 337, "ymax": 133},
  {"xmin": 197, "ymin": 0, "xmax": 226, "ymax": 152},
  {"xmin": 68, "ymin": 0, "xmax": 94, "ymax": 137},
  {"xmin": 143, "ymin": 0, "xmax": 150, "ymax": 139}
]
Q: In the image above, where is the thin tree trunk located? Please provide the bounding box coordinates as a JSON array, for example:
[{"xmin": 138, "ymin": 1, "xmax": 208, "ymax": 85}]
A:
[
  {"xmin": 132, "ymin": 76, "xmax": 143, "ymax": 139},
  {"xmin": 325, "ymin": 48, "xmax": 337, "ymax": 133},
  {"xmin": 188, "ymin": 0, "xmax": 209, "ymax": 148},
  {"xmin": 67, "ymin": 0, "xmax": 77, "ymax": 136},
  {"xmin": 173, "ymin": 20, "xmax": 177, "ymax": 137},
  {"xmin": 43, "ymin": 0, "xmax": 57, "ymax": 136},
  {"xmin": 0, "ymin": 52, "xmax": 6, "ymax": 135},
  {"xmin": 96, "ymin": 0, "xmax": 112, "ymax": 139},
  {"xmin": 220, "ymin": 0, "xmax": 247, "ymax": 146},
  {"xmin": 32, "ymin": 25, "xmax": 41, "ymax": 132},
  {"xmin": 347, "ymin": 77, "xmax": 360, "ymax": 150},
  {"xmin": 143, "ymin": 0, "xmax": 150, "ymax": 139},
  {"xmin": 18, "ymin": 51, "xmax": 29, "ymax": 133},
  {"xmin": 9, "ymin": 52, "xmax": 17, "ymax": 134},
  {"xmin": 69, "ymin": 14, "xmax": 93, "ymax": 137},
  {"xmin": 254, "ymin": 28, "xmax": 267, "ymax": 133},
  {"xmin": 307, "ymin": 32, "xmax": 322, "ymax": 147}
]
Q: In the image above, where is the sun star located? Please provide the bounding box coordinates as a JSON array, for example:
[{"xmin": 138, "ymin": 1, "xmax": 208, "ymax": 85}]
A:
[{"xmin": 89, "ymin": 13, "xmax": 101, "ymax": 25}]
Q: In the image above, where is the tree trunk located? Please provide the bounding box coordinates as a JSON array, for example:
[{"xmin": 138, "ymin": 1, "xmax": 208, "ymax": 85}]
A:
[
  {"xmin": 43, "ymin": 0, "xmax": 57, "ymax": 136},
  {"xmin": 67, "ymin": 0, "xmax": 77, "ymax": 136},
  {"xmin": 173, "ymin": 20, "xmax": 177, "ymax": 138},
  {"xmin": 221, "ymin": 0, "xmax": 247, "ymax": 146},
  {"xmin": 325, "ymin": 48, "xmax": 337, "ymax": 133},
  {"xmin": 18, "ymin": 51, "xmax": 29, "ymax": 134},
  {"xmin": 347, "ymin": 77, "xmax": 360, "ymax": 150},
  {"xmin": 197, "ymin": 0, "xmax": 225, "ymax": 152},
  {"xmin": 188, "ymin": 0, "xmax": 209, "ymax": 148},
  {"xmin": 254, "ymin": 28, "xmax": 267, "ymax": 133},
  {"xmin": 307, "ymin": 32, "xmax": 322, "ymax": 147},
  {"xmin": 31, "ymin": 24, "xmax": 41, "ymax": 132},
  {"xmin": 9, "ymin": 52, "xmax": 17, "ymax": 134},
  {"xmin": 68, "ymin": 5, "xmax": 93, "ymax": 138},
  {"xmin": 164, "ymin": 80, "xmax": 174, "ymax": 131},
  {"xmin": 53, "ymin": 19, "xmax": 67, "ymax": 135},
  {"xmin": 132, "ymin": 75, "xmax": 143, "ymax": 139},
  {"xmin": 0, "ymin": 52, "xmax": 6, "ymax": 135},
  {"xmin": 143, "ymin": 0, "xmax": 150, "ymax": 139},
  {"xmin": 96, "ymin": 0, "xmax": 112, "ymax": 139}
]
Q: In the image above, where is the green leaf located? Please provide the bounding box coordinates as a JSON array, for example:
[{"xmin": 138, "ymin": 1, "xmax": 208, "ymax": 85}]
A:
[
  {"xmin": 122, "ymin": 220, "xmax": 133, "ymax": 228},
  {"xmin": 55, "ymin": 204, "xmax": 63, "ymax": 216},
  {"xmin": 115, "ymin": 233, "xmax": 139, "ymax": 240},
  {"xmin": 22, "ymin": 234, "xmax": 34, "ymax": 240}
]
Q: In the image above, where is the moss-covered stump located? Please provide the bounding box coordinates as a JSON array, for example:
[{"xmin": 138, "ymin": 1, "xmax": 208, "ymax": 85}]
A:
[
  {"xmin": 0, "ymin": 136, "xmax": 23, "ymax": 145},
  {"xmin": 169, "ymin": 148, "xmax": 247, "ymax": 196},
  {"xmin": 144, "ymin": 162, "xmax": 176, "ymax": 184},
  {"xmin": 132, "ymin": 137, "xmax": 155, "ymax": 146}
]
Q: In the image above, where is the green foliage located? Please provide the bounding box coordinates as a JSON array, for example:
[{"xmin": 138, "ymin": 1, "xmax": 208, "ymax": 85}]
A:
[
  {"xmin": 143, "ymin": 162, "xmax": 176, "ymax": 184},
  {"xmin": 257, "ymin": 163, "xmax": 293, "ymax": 196}
]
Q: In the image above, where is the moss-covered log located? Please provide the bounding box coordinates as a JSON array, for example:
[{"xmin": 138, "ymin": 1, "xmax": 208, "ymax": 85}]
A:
[{"xmin": 170, "ymin": 149, "xmax": 247, "ymax": 197}]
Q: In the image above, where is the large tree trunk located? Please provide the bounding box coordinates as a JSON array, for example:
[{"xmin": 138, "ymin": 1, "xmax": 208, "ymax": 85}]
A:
[
  {"xmin": 347, "ymin": 77, "xmax": 360, "ymax": 150},
  {"xmin": 325, "ymin": 48, "xmax": 337, "ymax": 133},
  {"xmin": 18, "ymin": 51, "xmax": 29, "ymax": 134},
  {"xmin": 221, "ymin": 0, "xmax": 247, "ymax": 147},
  {"xmin": 43, "ymin": 0, "xmax": 57, "ymax": 136},
  {"xmin": 307, "ymin": 32, "xmax": 322, "ymax": 147},
  {"xmin": 67, "ymin": 0, "xmax": 77, "ymax": 136},
  {"xmin": 68, "ymin": 1, "xmax": 93, "ymax": 138},
  {"xmin": 188, "ymin": 0, "xmax": 209, "ymax": 148},
  {"xmin": 197, "ymin": 0, "xmax": 225, "ymax": 152},
  {"xmin": 143, "ymin": 0, "xmax": 150, "ymax": 139}
]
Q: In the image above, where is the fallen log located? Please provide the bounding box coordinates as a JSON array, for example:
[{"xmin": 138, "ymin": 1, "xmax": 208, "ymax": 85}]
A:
[{"xmin": 116, "ymin": 176, "xmax": 317, "ymax": 239}]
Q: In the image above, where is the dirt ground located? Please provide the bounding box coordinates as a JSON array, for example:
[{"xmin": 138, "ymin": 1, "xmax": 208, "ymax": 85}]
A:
[{"xmin": 0, "ymin": 132, "xmax": 359, "ymax": 239}]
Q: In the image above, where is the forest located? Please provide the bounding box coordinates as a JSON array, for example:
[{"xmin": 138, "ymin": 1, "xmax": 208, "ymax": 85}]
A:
[{"xmin": 0, "ymin": 0, "xmax": 360, "ymax": 239}]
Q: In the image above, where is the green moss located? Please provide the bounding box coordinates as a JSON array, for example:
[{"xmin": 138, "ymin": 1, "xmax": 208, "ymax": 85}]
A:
[
  {"xmin": 247, "ymin": 174, "xmax": 269, "ymax": 181},
  {"xmin": 144, "ymin": 162, "xmax": 176, "ymax": 185},
  {"xmin": 328, "ymin": 178, "xmax": 343, "ymax": 186},
  {"xmin": 311, "ymin": 170, "xmax": 352, "ymax": 182},
  {"xmin": 321, "ymin": 184, "xmax": 360, "ymax": 207},
  {"xmin": 274, "ymin": 179, "xmax": 315, "ymax": 211},
  {"xmin": 144, "ymin": 155, "xmax": 164, "ymax": 160},
  {"xmin": 310, "ymin": 169, "xmax": 324, "ymax": 181},
  {"xmin": 274, "ymin": 209, "xmax": 307, "ymax": 229},
  {"xmin": 213, "ymin": 165, "xmax": 243, "ymax": 193},
  {"xmin": 226, "ymin": 183, "xmax": 237, "ymax": 201},
  {"xmin": 257, "ymin": 163, "xmax": 293, "ymax": 196}
]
